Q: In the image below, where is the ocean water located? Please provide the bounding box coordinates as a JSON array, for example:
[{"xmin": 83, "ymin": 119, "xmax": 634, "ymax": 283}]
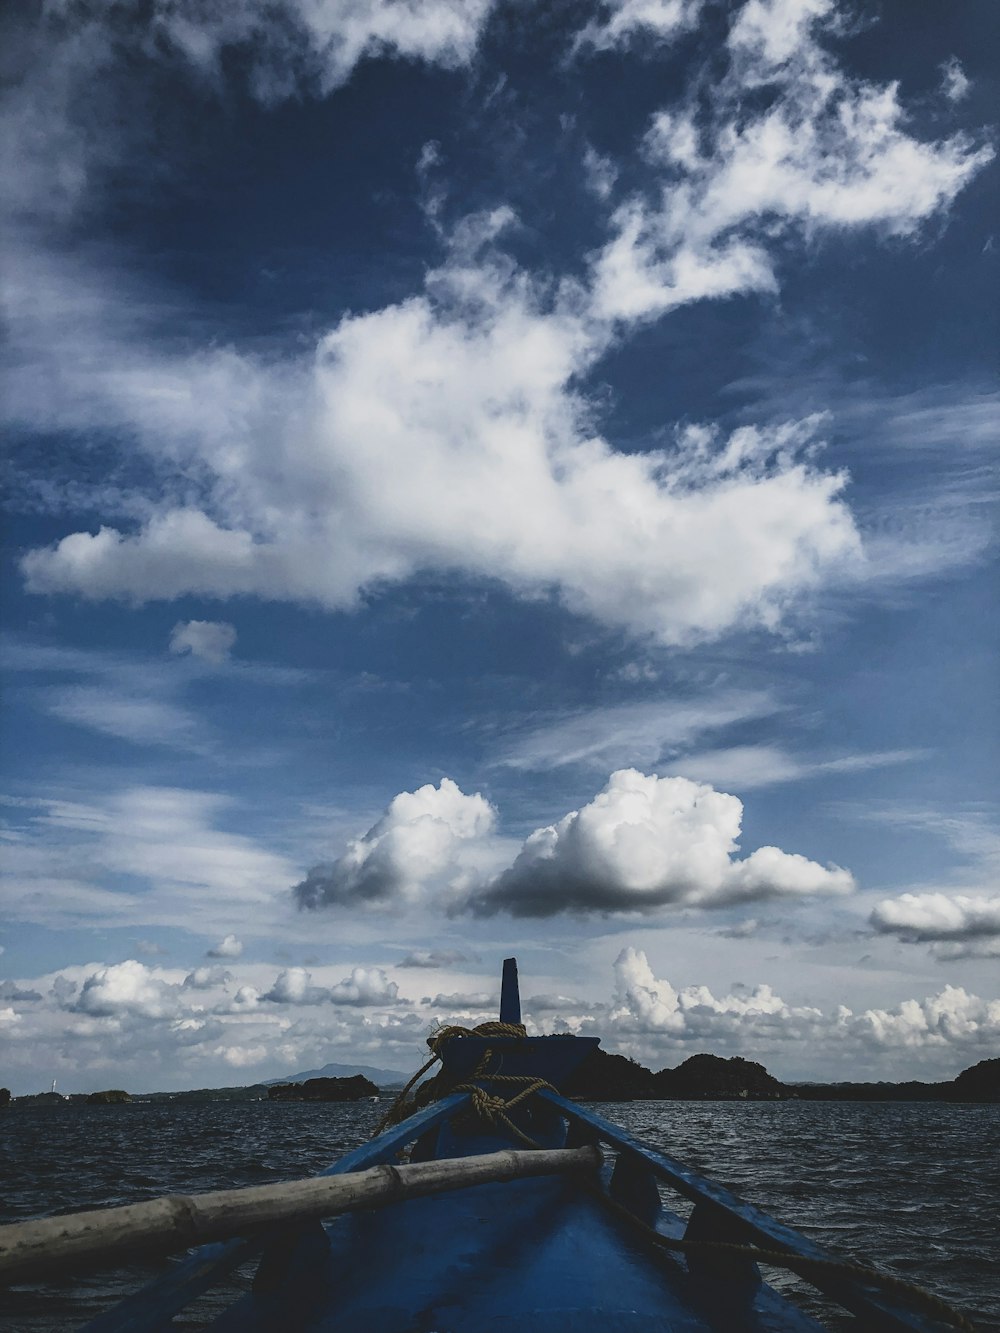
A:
[{"xmin": 1, "ymin": 1099, "xmax": 997, "ymax": 1331}]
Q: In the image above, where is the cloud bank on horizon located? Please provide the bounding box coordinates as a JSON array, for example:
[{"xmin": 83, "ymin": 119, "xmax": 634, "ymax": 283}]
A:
[{"xmin": 2, "ymin": 947, "xmax": 997, "ymax": 1096}]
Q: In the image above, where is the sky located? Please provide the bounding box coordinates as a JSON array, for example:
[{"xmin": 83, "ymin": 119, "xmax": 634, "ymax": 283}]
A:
[{"xmin": 1, "ymin": 0, "xmax": 997, "ymax": 1096}]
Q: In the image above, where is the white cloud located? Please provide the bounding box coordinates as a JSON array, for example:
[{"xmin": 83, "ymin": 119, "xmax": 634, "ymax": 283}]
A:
[
  {"xmin": 939, "ymin": 57, "xmax": 970, "ymax": 104},
  {"xmin": 397, "ymin": 948, "xmax": 472, "ymax": 968},
  {"xmin": 264, "ymin": 964, "xmax": 400, "ymax": 1006},
  {"xmin": 2, "ymin": 949, "xmax": 996, "ymax": 1092},
  {"xmin": 591, "ymin": 0, "xmax": 992, "ymax": 322},
  {"xmin": 146, "ymin": 0, "xmax": 494, "ymax": 98},
  {"xmin": 293, "ymin": 769, "xmax": 853, "ymax": 919},
  {"xmin": 423, "ymin": 990, "xmax": 495, "ymax": 1010},
  {"xmin": 582, "ymin": 145, "xmax": 618, "ymax": 200},
  {"xmin": 328, "ymin": 966, "xmax": 400, "ymax": 1005},
  {"xmin": 4, "ymin": 1, "xmax": 992, "ymax": 653},
  {"xmin": 184, "ymin": 965, "xmax": 232, "ymax": 990},
  {"xmin": 293, "ymin": 778, "xmax": 497, "ymax": 911},
  {"xmin": 663, "ymin": 744, "xmax": 923, "ymax": 791},
  {"xmin": 870, "ymin": 894, "xmax": 1000, "ymax": 961},
  {"xmin": 75, "ymin": 959, "xmax": 180, "ymax": 1019},
  {"xmin": 574, "ymin": 0, "xmax": 705, "ymax": 54},
  {"xmin": 207, "ymin": 933, "xmax": 244, "ymax": 959},
  {"xmin": 169, "ymin": 620, "xmax": 237, "ymax": 664},
  {"xmin": 1, "ymin": 786, "xmax": 297, "ymax": 937},
  {"xmin": 871, "ymin": 893, "xmax": 1000, "ymax": 942},
  {"xmin": 602, "ymin": 947, "xmax": 1000, "ymax": 1074},
  {"xmin": 15, "ymin": 235, "xmax": 863, "ymax": 646},
  {"xmin": 2, "ymin": 0, "xmax": 496, "ymax": 231},
  {"xmin": 495, "ymin": 690, "xmax": 782, "ymax": 772},
  {"xmin": 474, "ymin": 770, "xmax": 853, "ymax": 917},
  {"xmin": 42, "ymin": 685, "xmax": 205, "ymax": 751}
]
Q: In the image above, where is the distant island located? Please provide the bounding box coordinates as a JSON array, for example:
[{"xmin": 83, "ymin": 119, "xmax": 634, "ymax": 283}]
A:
[
  {"xmin": 3, "ymin": 1055, "xmax": 996, "ymax": 1107},
  {"xmin": 561, "ymin": 1051, "xmax": 1000, "ymax": 1103},
  {"xmin": 267, "ymin": 1074, "xmax": 379, "ymax": 1102}
]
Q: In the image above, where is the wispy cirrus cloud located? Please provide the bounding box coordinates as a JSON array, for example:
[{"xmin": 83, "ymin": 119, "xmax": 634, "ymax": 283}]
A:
[
  {"xmin": 663, "ymin": 744, "xmax": 925, "ymax": 791},
  {"xmin": 494, "ymin": 690, "xmax": 782, "ymax": 771},
  {"xmin": 1, "ymin": 786, "xmax": 297, "ymax": 937}
]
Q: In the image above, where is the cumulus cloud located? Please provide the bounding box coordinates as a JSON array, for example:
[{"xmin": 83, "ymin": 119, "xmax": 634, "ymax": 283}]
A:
[
  {"xmin": 183, "ymin": 965, "xmax": 232, "ymax": 990},
  {"xmin": 294, "ymin": 778, "xmax": 497, "ymax": 911},
  {"xmin": 603, "ymin": 948, "xmax": 1000, "ymax": 1071},
  {"xmin": 15, "ymin": 240, "xmax": 862, "ymax": 645},
  {"xmin": 207, "ymin": 933, "xmax": 244, "ymax": 959},
  {"xmin": 75, "ymin": 960, "xmax": 180, "ymax": 1019},
  {"xmin": 473, "ymin": 769, "xmax": 853, "ymax": 917},
  {"xmin": 870, "ymin": 894, "xmax": 1000, "ymax": 959},
  {"xmin": 292, "ymin": 769, "xmax": 853, "ymax": 918},
  {"xmin": 2, "ymin": 949, "xmax": 997, "ymax": 1092},
  {"xmin": 423, "ymin": 990, "xmax": 496, "ymax": 1010},
  {"xmin": 0, "ymin": 981, "xmax": 43, "ymax": 1003},
  {"xmin": 264, "ymin": 965, "xmax": 400, "ymax": 1006},
  {"xmin": 397, "ymin": 948, "xmax": 472, "ymax": 968},
  {"xmin": 169, "ymin": 620, "xmax": 237, "ymax": 664}
]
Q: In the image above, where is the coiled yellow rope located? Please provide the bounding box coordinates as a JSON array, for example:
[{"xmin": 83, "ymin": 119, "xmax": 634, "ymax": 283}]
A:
[{"xmin": 372, "ymin": 1021, "xmax": 550, "ymax": 1144}]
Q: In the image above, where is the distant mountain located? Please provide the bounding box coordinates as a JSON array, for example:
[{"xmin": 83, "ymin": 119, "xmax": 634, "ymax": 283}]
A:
[{"xmin": 265, "ymin": 1061, "xmax": 407, "ymax": 1087}]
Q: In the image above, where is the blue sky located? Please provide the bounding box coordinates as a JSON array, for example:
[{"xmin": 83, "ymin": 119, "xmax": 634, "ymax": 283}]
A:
[{"xmin": 1, "ymin": 0, "xmax": 997, "ymax": 1094}]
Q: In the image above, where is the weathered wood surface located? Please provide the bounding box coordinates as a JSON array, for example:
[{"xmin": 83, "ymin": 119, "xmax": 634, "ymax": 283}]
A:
[{"xmin": 0, "ymin": 1144, "xmax": 600, "ymax": 1283}]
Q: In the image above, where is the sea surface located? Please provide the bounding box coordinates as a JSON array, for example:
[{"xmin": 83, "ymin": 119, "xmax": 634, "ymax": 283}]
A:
[{"xmin": 1, "ymin": 1099, "xmax": 998, "ymax": 1331}]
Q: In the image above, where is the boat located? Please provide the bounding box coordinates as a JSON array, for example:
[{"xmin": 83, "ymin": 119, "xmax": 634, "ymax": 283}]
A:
[{"xmin": 0, "ymin": 960, "xmax": 973, "ymax": 1332}]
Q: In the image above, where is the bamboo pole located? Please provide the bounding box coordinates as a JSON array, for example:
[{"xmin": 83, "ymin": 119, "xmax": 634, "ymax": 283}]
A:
[{"xmin": 0, "ymin": 1144, "xmax": 600, "ymax": 1283}]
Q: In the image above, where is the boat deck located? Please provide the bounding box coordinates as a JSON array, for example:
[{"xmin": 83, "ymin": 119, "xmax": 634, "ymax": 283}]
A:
[{"xmin": 211, "ymin": 1173, "xmax": 823, "ymax": 1332}]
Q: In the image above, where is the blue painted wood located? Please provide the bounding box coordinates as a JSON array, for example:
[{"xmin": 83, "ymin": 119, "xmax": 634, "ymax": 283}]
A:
[
  {"xmin": 437, "ymin": 1034, "xmax": 599, "ymax": 1086},
  {"xmin": 73, "ymin": 994, "xmax": 956, "ymax": 1333},
  {"xmin": 79, "ymin": 1096, "xmax": 470, "ymax": 1332},
  {"xmin": 209, "ymin": 1160, "xmax": 833, "ymax": 1332},
  {"xmin": 315, "ymin": 1094, "xmax": 467, "ymax": 1175},
  {"xmin": 540, "ymin": 1091, "xmax": 948, "ymax": 1333},
  {"xmin": 500, "ymin": 956, "xmax": 521, "ymax": 1024}
]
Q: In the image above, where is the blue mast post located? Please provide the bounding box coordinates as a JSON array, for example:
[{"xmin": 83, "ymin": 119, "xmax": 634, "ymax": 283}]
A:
[{"xmin": 499, "ymin": 956, "xmax": 521, "ymax": 1025}]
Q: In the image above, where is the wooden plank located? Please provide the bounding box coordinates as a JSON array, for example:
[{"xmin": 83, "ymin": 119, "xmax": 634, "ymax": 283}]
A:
[
  {"xmin": 2, "ymin": 1145, "xmax": 599, "ymax": 1285},
  {"xmin": 81, "ymin": 1091, "xmax": 470, "ymax": 1333}
]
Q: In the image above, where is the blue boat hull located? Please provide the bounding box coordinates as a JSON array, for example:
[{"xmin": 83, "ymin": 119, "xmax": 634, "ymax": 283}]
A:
[
  {"xmin": 78, "ymin": 962, "xmax": 960, "ymax": 1333},
  {"xmin": 212, "ymin": 1171, "xmax": 822, "ymax": 1332}
]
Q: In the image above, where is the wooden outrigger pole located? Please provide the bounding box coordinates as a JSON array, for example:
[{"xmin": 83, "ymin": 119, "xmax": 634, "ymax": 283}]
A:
[{"xmin": 0, "ymin": 1145, "xmax": 599, "ymax": 1283}]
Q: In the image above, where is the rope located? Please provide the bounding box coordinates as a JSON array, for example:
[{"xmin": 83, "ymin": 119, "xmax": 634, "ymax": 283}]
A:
[
  {"xmin": 372, "ymin": 1022, "xmax": 553, "ymax": 1146},
  {"xmin": 594, "ymin": 1184, "xmax": 978, "ymax": 1332},
  {"xmin": 373, "ymin": 1029, "xmax": 977, "ymax": 1330}
]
